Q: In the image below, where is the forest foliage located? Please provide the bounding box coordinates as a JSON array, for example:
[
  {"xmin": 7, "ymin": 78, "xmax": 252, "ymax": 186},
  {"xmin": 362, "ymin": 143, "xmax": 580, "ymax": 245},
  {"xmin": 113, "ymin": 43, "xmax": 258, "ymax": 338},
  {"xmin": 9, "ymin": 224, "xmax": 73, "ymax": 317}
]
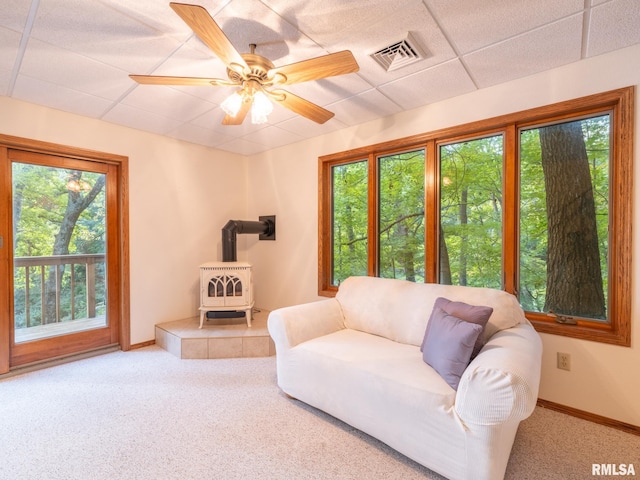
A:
[
  {"xmin": 331, "ymin": 114, "xmax": 610, "ymax": 321},
  {"xmin": 13, "ymin": 164, "xmax": 107, "ymax": 328}
]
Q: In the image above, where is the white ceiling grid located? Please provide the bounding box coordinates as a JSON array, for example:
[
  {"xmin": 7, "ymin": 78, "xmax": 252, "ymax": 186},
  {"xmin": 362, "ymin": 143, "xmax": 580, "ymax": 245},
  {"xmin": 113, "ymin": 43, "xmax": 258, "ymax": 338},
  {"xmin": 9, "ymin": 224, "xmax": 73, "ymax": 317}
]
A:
[{"xmin": 0, "ymin": 0, "xmax": 638, "ymax": 155}]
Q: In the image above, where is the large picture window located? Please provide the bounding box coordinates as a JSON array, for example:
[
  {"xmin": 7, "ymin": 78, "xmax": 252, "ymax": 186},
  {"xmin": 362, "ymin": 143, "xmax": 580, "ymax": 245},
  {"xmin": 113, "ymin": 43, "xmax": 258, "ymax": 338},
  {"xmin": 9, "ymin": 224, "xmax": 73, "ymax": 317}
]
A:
[{"xmin": 319, "ymin": 87, "xmax": 633, "ymax": 345}]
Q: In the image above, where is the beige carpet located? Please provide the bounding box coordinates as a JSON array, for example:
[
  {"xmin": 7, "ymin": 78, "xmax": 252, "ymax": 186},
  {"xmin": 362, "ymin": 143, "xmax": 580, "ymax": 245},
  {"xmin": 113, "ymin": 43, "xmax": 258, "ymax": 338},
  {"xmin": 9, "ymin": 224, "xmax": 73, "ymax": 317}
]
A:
[{"xmin": 0, "ymin": 346, "xmax": 637, "ymax": 479}]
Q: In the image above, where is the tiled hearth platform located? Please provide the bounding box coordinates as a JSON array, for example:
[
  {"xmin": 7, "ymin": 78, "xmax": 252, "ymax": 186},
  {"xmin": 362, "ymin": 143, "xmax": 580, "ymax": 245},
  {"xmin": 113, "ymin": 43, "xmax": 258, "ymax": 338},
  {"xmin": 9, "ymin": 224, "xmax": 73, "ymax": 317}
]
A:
[{"xmin": 155, "ymin": 308, "xmax": 274, "ymax": 359}]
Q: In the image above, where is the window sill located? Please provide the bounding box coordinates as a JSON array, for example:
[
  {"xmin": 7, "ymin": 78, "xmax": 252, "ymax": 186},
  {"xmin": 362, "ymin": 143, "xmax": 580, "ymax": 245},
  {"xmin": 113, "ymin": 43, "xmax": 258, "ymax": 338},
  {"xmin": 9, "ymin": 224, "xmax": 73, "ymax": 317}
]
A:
[{"xmin": 530, "ymin": 316, "xmax": 630, "ymax": 346}]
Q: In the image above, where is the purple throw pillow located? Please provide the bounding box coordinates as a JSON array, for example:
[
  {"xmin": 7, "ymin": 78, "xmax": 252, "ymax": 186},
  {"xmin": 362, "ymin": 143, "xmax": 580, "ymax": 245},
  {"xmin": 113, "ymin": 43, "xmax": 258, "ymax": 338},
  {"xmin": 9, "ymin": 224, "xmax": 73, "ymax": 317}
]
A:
[
  {"xmin": 422, "ymin": 307, "xmax": 484, "ymax": 390},
  {"xmin": 421, "ymin": 297, "xmax": 493, "ymax": 358}
]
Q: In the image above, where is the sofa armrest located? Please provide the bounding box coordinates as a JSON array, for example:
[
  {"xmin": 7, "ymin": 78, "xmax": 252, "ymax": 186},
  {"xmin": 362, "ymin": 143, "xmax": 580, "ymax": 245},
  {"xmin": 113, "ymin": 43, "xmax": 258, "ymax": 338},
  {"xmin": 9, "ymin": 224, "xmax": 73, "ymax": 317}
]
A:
[
  {"xmin": 455, "ymin": 322, "xmax": 542, "ymax": 426},
  {"xmin": 267, "ymin": 298, "xmax": 345, "ymax": 350}
]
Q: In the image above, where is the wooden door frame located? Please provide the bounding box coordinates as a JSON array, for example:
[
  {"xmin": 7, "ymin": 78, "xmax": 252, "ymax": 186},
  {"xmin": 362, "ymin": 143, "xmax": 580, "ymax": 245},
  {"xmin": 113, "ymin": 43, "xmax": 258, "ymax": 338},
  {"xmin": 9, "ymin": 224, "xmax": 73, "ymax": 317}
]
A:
[{"xmin": 0, "ymin": 134, "xmax": 130, "ymax": 373}]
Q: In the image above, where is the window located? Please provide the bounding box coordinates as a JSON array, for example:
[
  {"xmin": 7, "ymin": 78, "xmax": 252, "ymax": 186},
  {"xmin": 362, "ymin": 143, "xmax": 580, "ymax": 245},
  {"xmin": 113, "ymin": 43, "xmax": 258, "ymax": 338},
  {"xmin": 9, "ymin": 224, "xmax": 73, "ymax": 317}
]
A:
[
  {"xmin": 378, "ymin": 150, "xmax": 425, "ymax": 282},
  {"xmin": 519, "ymin": 115, "xmax": 610, "ymax": 323},
  {"xmin": 319, "ymin": 87, "xmax": 633, "ymax": 345},
  {"xmin": 439, "ymin": 135, "xmax": 503, "ymax": 288},
  {"xmin": 331, "ymin": 159, "xmax": 368, "ymax": 285}
]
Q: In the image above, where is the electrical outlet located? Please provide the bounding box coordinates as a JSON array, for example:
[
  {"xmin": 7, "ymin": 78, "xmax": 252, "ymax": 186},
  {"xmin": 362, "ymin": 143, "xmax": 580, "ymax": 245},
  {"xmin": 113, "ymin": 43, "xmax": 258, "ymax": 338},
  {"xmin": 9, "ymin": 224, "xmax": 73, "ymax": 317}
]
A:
[{"xmin": 557, "ymin": 352, "xmax": 571, "ymax": 371}]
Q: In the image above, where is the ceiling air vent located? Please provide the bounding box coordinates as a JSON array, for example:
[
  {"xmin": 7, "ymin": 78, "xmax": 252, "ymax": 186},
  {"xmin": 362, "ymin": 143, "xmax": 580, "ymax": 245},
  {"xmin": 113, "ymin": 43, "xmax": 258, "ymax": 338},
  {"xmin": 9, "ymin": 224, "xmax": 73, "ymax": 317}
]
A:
[{"xmin": 371, "ymin": 33, "xmax": 426, "ymax": 72}]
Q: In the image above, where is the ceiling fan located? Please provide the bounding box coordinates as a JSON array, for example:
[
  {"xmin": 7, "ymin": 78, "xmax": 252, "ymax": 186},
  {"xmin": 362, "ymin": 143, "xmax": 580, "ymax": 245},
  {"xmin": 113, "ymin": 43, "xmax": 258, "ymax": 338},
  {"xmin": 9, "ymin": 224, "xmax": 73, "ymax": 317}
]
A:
[{"xmin": 130, "ymin": 2, "xmax": 360, "ymax": 126}]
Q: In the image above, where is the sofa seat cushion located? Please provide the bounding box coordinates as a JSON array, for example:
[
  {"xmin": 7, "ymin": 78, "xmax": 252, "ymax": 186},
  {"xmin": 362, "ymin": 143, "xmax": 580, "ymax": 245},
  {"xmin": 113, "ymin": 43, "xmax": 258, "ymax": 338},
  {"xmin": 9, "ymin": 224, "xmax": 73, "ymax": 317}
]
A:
[{"xmin": 293, "ymin": 328, "xmax": 456, "ymax": 399}]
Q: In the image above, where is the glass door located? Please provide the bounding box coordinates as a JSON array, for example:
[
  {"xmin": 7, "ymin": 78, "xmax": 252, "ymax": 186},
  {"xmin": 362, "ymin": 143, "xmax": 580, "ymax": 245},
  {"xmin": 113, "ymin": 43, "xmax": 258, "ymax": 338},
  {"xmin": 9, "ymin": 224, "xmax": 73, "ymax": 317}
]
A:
[{"xmin": 8, "ymin": 149, "xmax": 120, "ymax": 367}]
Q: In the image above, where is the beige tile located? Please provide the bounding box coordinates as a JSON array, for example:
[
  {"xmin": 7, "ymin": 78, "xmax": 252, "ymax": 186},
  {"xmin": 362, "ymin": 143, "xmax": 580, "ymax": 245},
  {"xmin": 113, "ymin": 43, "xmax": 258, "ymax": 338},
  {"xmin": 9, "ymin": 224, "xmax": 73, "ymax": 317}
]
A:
[
  {"xmin": 157, "ymin": 328, "xmax": 182, "ymax": 358},
  {"xmin": 242, "ymin": 336, "xmax": 270, "ymax": 357},
  {"xmin": 155, "ymin": 326, "xmax": 167, "ymax": 350},
  {"xmin": 181, "ymin": 339, "xmax": 208, "ymax": 359},
  {"xmin": 208, "ymin": 337, "xmax": 243, "ymax": 358}
]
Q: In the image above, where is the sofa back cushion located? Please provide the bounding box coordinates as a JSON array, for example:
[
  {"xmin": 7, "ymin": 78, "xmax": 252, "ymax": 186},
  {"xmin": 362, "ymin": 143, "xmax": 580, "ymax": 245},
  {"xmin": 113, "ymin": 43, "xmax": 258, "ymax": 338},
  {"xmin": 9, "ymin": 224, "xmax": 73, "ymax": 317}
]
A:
[{"xmin": 336, "ymin": 276, "xmax": 526, "ymax": 347}]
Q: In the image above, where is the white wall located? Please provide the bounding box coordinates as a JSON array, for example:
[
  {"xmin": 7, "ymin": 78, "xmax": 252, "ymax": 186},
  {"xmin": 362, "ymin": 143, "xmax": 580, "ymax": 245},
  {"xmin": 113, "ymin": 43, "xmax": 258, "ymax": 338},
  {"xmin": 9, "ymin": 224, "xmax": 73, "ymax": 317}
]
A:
[
  {"xmin": 247, "ymin": 43, "xmax": 640, "ymax": 427},
  {"xmin": 0, "ymin": 96, "xmax": 248, "ymax": 345}
]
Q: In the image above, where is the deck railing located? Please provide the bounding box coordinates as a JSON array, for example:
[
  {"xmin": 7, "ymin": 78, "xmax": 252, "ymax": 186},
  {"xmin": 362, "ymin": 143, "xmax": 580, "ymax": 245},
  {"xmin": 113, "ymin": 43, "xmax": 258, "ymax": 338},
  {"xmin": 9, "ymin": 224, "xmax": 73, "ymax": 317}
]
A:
[{"xmin": 14, "ymin": 254, "xmax": 105, "ymax": 327}]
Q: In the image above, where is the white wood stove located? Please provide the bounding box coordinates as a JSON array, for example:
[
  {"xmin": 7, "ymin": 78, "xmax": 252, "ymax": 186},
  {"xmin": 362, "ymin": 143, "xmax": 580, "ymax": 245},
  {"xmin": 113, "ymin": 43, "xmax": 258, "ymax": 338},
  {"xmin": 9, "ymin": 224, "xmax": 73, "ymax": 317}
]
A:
[{"xmin": 199, "ymin": 261, "xmax": 254, "ymax": 328}]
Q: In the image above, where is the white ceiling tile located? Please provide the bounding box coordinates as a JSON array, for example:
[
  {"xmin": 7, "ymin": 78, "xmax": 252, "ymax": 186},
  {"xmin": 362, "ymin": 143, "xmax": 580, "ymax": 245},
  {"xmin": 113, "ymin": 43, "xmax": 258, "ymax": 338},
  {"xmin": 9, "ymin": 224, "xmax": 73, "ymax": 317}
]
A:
[
  {"xmin": 276, "ymin": 115, "xmax": 348, "ymax": 138},
  {"xmin": 248, "ymin": 125, "xmax": 305, "ymax": 149},
  {"xmin": 102, "ymin": 102, "xmax": 183, "ymax": 135},
  {"xmin": 327, "ymin": 90, "xmax": 403, "ymax": 126},
  {"xmin": 121, "ymin": 85, "xmax": 217, "ymax": 123},
  {"xmin": 284, "ymin": 74, "xmax": 372, "ymax": 107},
  {"xmin": 463, "ymin": 15, "xmax": 583, "ymax": 89},
  {"xmin": 12, "ymin": 75, "xmax": 113, "ymax": 117},
  {"xmin": 587, "ymin": 0, "xmax": 640, "ymax": 57},
  {"xmin": 0, "ymin": 0, "xmax": 32, "ymax": 32},
  {"xmin": 188, "ymin": 107, "xmax": 221, "ymax": 130},
  {"xmin": 96, "ymin": 0, "xmax": 195, "ymax": 40},
  {"xmin": 31, "ymin": 0, "xmax": 184, "ymax": 72},
  {"xmin": 0, "ymin": 69, "xmax": 11, "ymax": 96},
  {"xmin": 425, "ymin": 0, "xmax": 584, "ymax": 54},
  {"xmin": 378, "ymin": 60, "xmax": 477, "ymax": 110},
  {"xmin": 262, "ymin": 0, "xmax": 419, "ymax": 49},
  {"xmin": 151, "ymin": 36, "xmax": 229, "ymax": 80},
  {"xmin": 0, "ymin": 27, "xmax": 21, "ymax": 72},
  {"xmin": 214, "ymin": 0, "xmax": 314, "ymax": 64},
  {"xmin": 167, "ymin": 123, "xmax": 237, "ymax": 148},
  {"xmin": 20, "ymin": 38, "xmax": 133, "ymax": 100}
]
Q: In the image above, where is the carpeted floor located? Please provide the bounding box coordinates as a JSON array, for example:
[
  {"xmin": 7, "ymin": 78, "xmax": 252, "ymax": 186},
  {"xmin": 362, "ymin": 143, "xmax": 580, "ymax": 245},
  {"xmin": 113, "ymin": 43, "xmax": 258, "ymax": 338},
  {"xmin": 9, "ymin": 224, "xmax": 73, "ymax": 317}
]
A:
[{"xmin": 0, "ymin": 346, "xmax": 637, "ymax": 479}]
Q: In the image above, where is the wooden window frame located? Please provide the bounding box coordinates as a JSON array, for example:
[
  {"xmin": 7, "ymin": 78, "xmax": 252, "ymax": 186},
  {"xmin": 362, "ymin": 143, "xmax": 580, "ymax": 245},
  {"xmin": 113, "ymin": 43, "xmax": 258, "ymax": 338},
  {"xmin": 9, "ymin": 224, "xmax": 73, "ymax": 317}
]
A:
[{"xmin": 319, "ymin": 86, "xmax": 633, "ymax": 346}]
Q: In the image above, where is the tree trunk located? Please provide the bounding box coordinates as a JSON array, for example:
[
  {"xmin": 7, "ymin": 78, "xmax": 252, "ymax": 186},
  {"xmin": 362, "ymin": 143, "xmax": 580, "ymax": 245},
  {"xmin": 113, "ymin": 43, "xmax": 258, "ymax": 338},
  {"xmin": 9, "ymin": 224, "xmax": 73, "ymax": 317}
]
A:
[
  {"xmin": 439, "ymin": 226, "xmax": 452, "ymax": 285},
  {"xmin": 458, "ymin": 187, "xmax": 468, "ymax": 286},
  {"xmin": 397, "ymin": 222, "xmax": 416, "ymax": 281},
  {"xmin": 44, "ymin": 173, "xmax": 105, "ymax": 323},
  {"xmin": 539, "ymin": 122, "xmax": 606, "ymax": 318}
]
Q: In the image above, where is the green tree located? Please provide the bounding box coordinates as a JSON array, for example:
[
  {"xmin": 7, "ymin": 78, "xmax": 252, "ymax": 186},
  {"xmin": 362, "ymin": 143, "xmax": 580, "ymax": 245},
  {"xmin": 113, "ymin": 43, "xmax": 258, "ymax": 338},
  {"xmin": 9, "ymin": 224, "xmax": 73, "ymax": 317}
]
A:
[
  {"xmin": 13, "ymin": 164, "xmax": 106, "ymax": 326},
  {"xmin": 439, "ymin": 135, "xmax": 503, "ymax": 288},
  {"xmin": 378, "ymin": 150, "xmax": 425, "ymax": 282}
]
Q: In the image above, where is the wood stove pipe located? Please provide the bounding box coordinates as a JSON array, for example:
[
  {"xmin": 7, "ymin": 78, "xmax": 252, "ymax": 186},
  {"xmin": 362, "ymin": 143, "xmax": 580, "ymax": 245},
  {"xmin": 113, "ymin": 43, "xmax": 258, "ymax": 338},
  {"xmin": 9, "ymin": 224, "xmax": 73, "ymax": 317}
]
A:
[{"xmin": 221, "ymin": 215, "xmax": 276, "ymax": 262}]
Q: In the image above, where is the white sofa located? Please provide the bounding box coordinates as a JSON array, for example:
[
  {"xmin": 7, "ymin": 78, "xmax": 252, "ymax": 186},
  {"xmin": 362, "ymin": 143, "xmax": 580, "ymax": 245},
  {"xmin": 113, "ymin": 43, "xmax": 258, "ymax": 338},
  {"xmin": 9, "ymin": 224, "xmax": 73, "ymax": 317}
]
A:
[{"xmin": 267, "ymin": 276, "xmax": 542, "ymax": 480}]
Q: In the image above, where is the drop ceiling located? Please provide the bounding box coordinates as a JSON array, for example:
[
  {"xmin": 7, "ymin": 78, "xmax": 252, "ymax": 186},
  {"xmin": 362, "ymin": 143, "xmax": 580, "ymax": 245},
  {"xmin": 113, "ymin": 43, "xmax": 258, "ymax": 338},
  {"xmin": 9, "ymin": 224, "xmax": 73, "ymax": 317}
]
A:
[{"xmin": 1, "ymin": 0, "xmax": 639, "ymax": 155}]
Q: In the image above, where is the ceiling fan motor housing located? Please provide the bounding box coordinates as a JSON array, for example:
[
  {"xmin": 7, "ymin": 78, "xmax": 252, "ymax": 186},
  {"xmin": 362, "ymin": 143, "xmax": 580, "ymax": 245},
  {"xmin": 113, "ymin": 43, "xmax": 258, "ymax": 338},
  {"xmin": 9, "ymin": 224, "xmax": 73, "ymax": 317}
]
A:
[{"xmin": 228, "ymin": 53, "xmax": 275, "ymax": 84}]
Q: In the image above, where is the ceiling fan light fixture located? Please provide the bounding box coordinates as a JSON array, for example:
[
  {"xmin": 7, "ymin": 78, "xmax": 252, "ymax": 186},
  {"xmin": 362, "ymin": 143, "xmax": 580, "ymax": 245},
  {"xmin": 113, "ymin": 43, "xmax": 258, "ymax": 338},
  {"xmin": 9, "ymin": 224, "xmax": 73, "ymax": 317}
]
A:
[
  {"xmin": 130, "ymin": 4, "xmax": 359, "ymax": 126},
  {"xmin": 250, "ymin": 90, "xmax": 273, "ymax": 124},
  {"xmin": 220, "ymin": 91, "xmax": 244, "ymax": 117}
]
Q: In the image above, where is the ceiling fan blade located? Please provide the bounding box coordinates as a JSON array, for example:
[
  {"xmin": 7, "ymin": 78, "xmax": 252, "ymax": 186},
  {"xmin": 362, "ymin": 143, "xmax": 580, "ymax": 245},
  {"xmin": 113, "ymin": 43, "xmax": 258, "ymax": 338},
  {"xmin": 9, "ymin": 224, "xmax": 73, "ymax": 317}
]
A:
[
  {"xmin": 222, "ymin": 97, "xmax": 252, "ymax": 125},
  {"xmin": 269, "ymin": 50, "xmax": 359, "ymax": 86},
  {"xmin": 170, "ymin": 2, "xmax": 248, "ymax": 74},
  {"xmin": 271, "ymin": 89, "xmax": 335, "ymax": 124},
  {"xmin": 129, "ymin": 74, "xmax": 232, "ymax": 86}
]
